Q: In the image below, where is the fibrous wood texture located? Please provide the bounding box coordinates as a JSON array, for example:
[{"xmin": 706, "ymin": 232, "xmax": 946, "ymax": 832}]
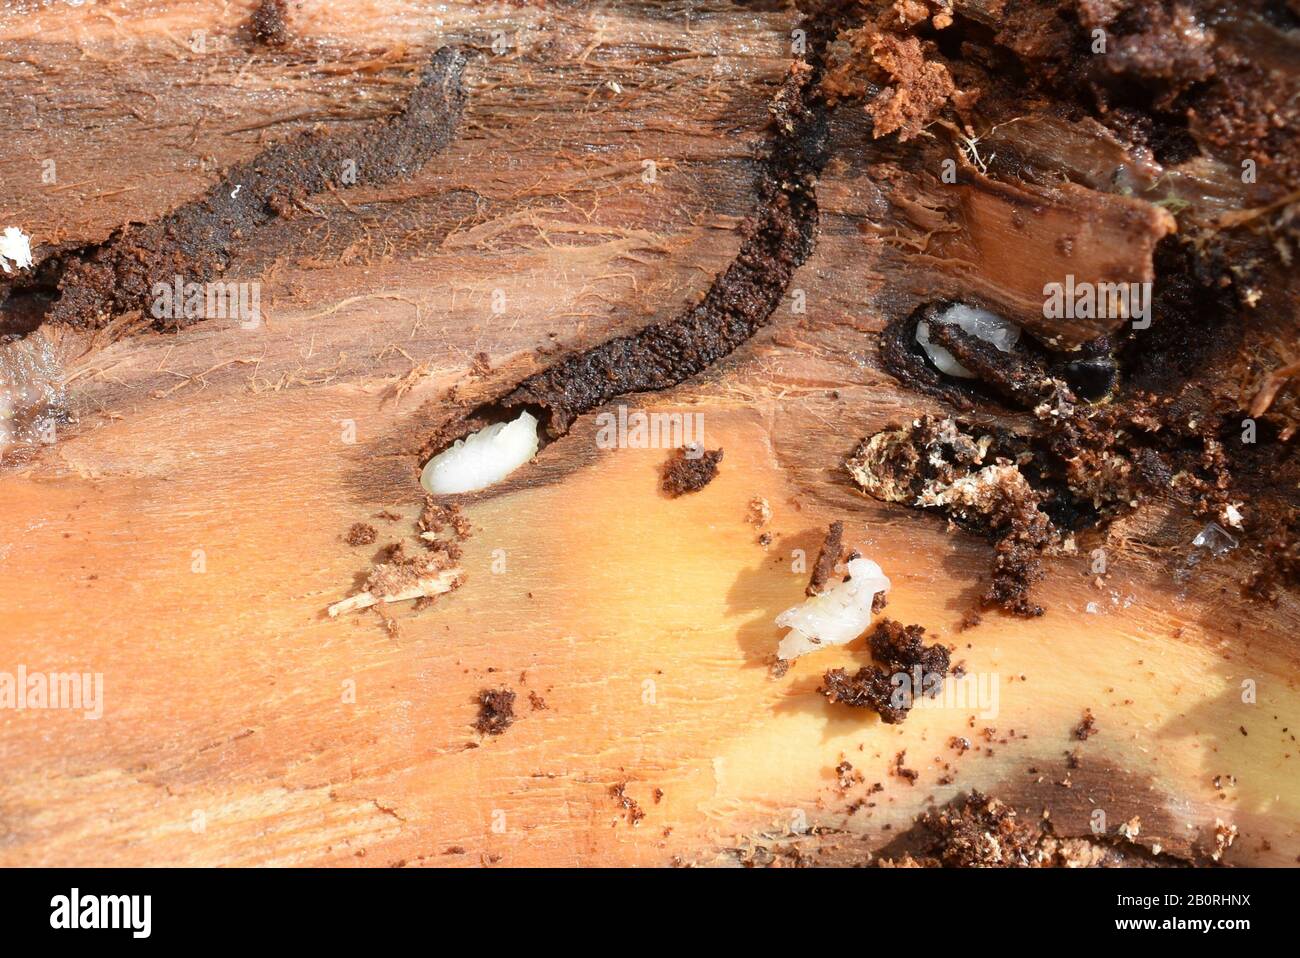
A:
[{"xmin": 0, "ymin": 0, "xmax": 1297, "ymax": 867}]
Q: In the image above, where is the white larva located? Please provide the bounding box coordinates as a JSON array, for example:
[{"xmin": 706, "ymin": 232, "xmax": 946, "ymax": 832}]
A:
[
  {"xmin": 420, "ymin": 409, "xmax": 541, "ymax": 495},
  {"xmin": 916, "ymin": 303, "xmax": 1021, "ymax": 379},
  {"xmin": 775, "ymin": 556, "xmax": 891, "ymax": 660}
]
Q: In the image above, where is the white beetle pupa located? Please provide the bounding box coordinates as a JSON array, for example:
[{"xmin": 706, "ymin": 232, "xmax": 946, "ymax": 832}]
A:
[
  {"xmin": 420, "ymin": 409, "xmax": 541, "ymax": 495},
  {"xmin": 0, "ymin": 227, "xmax": 33, "ymax": 274},
  {"xmin": 916, "ymin": 303, "xmax": 1021, "ymax": 378},
  {"xmin": 775, "ymin": 556, "xmax": 891, "ymax": 660}
]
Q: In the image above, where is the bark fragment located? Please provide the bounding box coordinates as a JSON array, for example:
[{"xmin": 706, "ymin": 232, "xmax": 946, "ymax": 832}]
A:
[{"xmin": 807, "ymin": 520, "xmax": 845, "ymax": 596}]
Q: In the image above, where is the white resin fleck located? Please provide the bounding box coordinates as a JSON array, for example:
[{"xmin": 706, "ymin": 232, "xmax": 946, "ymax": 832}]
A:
[
  {"xmin": 0, "ymin": 227, "xmax": 33, "ymax": 274},
  {"xmin": 916, "ymin": 304, "xmax": 1021, "ymax": 379},
  {"xmin": 775, "ymin": 557, "xmax": 891, "ymax": 660},
  {"xmin": 1192, "ymin": 521, "xmax": 1238, "ymax": 557},
  {"xmin": 420, "ymin": 410, "xmax": 541, "ymax": 495}
]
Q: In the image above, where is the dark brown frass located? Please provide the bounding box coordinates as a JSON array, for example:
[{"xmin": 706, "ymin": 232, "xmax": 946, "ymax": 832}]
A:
[
  {"xmin": 660, "ymin": 446, "xmax": 724, "ymax": 497},
  {"xmin": 820, "ymin": 618, "xmax": 950, "ymax": 724},
  {"xmin": 41, "ymin": 47, "xmax": 469, "ymax": 331},
  {"xmin": 443, "ymin": 64, "xmax": 831, "ymax": 449},
  {"xmin": 474, "ymin": 688, "xmax": 516, "ymax": 736}
]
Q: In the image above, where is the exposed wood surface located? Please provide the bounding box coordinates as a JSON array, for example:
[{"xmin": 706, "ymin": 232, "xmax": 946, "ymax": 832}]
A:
[{"xmin": 0, "ymin": 0, "xmax": 1296, "ymax": 867}]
